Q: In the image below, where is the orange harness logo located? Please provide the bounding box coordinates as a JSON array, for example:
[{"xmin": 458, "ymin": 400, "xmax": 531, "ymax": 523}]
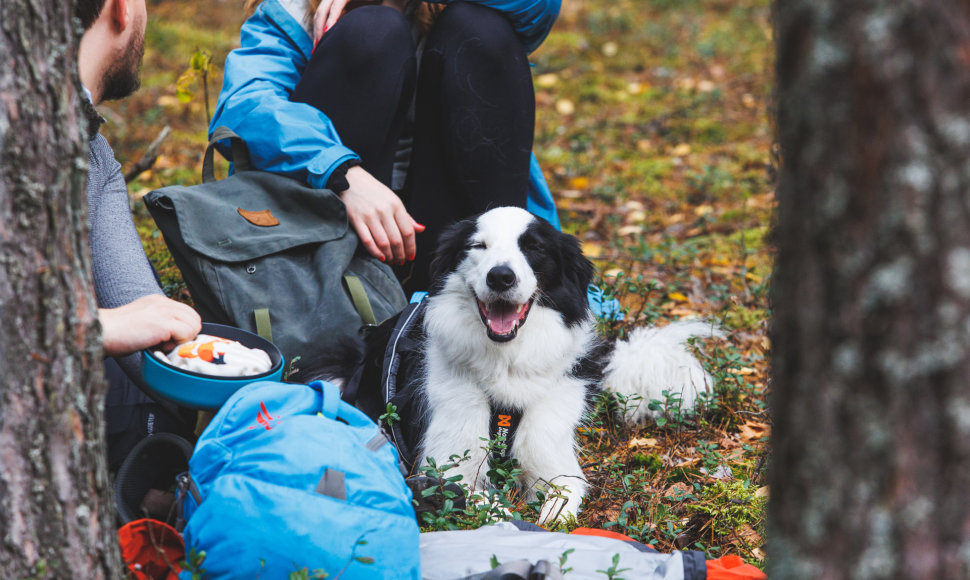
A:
[{"xmin": 497, "ymin": 415, "xmax": 512, "ymax": 428}]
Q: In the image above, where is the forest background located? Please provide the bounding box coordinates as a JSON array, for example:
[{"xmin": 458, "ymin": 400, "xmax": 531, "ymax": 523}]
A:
[{"xmin": 109, "ymin": 0, "xmax": 774, "ymax": 567}]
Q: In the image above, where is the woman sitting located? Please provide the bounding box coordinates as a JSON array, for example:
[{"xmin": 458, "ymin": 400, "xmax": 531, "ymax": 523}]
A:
[{"xmin": 212, "ymin": 0, "xmax": 560, "ymax": 294}]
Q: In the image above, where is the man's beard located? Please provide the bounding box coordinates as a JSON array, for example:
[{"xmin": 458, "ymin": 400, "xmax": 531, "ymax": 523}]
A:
[{"xmin": 100, "ymin": 25, "xmax": 145, "ymax": 102}]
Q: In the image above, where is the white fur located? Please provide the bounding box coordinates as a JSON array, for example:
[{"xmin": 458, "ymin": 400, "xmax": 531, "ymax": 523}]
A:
[
  {"xmin": 418, "ymin": 207, "xmax": 720, "ymax": 525},
  {"xmin": 604, "ymin": 321, "xmax": 722, "ymax": 424}
]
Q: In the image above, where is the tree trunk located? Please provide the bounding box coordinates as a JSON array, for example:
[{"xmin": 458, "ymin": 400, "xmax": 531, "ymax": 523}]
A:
[
  {"xmin": 771, "ymin": 1, "xmax": 970, "ymax": 578},
  {"xmin": 0, "ymin": 2, "xmax": 120, "ymax": 578}
]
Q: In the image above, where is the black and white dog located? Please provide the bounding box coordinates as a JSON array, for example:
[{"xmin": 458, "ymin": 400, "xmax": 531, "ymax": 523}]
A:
[{"xmin": 316, "ymin": 206, "xmax": 718, "ymax": 524}]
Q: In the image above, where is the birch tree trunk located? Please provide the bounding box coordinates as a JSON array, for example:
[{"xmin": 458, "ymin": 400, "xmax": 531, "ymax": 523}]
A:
[
  {"xmin": 771, "ymin": 1, "xmax": 970, "ymax": 578},
  {"xmin": 0, "ymin": 1, "xmax": 120, "ymax": 577}
]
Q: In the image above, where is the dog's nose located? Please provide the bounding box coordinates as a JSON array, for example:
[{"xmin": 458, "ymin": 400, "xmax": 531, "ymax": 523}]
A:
[{"xmin": 486, "ymin": 265, "xmax": 517, "ymax": 291}]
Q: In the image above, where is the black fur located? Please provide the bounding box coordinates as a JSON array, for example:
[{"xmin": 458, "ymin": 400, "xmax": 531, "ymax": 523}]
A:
[
  {"xmin": 518, "ymin": 218, "xmax": 594, "ymax": 328},
  {"xmin": 428, "ymin": 218, "xmax": 478, "ymax": 296}
]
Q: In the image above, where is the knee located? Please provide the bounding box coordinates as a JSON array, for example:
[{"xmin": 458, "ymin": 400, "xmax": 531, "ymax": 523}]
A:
[
  {"xmin": 327, "ymin": 6, "xmax": 414, "ymax": 68},
  {"xmin": 432, "ymin": 2, "xmax": 523, "ymax": 59}
]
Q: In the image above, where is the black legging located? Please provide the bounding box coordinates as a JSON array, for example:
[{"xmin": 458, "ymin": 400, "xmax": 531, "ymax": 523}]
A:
[{"xmin": 292, "ymin": 2, "xmax": 534, "ymax": 294}]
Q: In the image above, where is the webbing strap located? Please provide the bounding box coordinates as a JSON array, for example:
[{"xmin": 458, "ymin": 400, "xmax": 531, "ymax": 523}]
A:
[
  {"xmin": 365, "ymin": 432, "xmax": 388, "ymax": 452},
  {"xmin": 343, "ymin": 275, "xmax": 377, "ymax": 326},
  {"xmin": 488, "ymin": 405, "xmax": 522, "ymax": 464},
  {"xmin": 253, "ymin": 308, "xmax": 273, "ymax": 343},
  {"xmin": 202, "ymin": 126, "xmax": 252, "ymax": 183},
  {"xmin": 315, "ymin": 468, "xmax": 346, "ymax": 500},
  {"xmin": 319, "ymin": 381, "xmax": 341, "ymax": 420}
]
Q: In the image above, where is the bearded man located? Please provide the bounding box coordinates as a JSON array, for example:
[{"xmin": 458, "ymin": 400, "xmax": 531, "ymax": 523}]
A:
[{"xmin": 76, "ymin": 0, "xmax": 201, "ymax": 471}]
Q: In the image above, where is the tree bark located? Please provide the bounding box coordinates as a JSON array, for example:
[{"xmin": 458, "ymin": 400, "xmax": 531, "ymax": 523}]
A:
[
  {"xmin": 0, "ymin": 2, "xmax": 120, "ymax": 578},
  {"xmin": 771, "ymin": 1, "xmax": 970, "ymax": 578}
]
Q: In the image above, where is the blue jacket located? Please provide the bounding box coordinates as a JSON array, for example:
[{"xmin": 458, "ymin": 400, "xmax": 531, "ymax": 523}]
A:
[{"xmin": 210, "ymin": 0, "xmax": 560, "ymax": 228}]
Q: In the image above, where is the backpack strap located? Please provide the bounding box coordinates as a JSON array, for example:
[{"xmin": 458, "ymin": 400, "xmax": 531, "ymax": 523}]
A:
[
  {"xmin": 203, "ymin": 126, "xmax": 253, "ymax": 183},
  {"xmin": 253, "ymin": 308, "xmax": 273, "ymax": 343},
  {"xmin": 313, "ymin": 380, "xmax": 342, "ymax": 421},
  {"xmin": 343, "ymin": 275, "xmax": 377, "ymax": 325}
]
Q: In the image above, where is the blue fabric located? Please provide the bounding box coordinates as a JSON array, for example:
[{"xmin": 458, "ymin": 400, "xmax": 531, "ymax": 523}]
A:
[
  {"xmin": 587, "ymin": 284, "xmax": 625, "ymax": 322},
  {"xmin": 179, "ymin": 380, "xmax": 420, "ymax": 579},
  {"xmin": 210, "ymin": 0, "xmax": 561, "ymax": 229}
]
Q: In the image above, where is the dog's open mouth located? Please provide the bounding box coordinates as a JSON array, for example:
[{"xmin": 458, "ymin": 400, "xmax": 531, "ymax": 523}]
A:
[{"xmin": 477, "ymin": 299, "xmax": 533, "ymax": 342}]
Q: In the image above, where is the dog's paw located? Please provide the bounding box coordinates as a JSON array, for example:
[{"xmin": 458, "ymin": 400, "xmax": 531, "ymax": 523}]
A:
[{"xmin": 536, "ymin": 496, "xmax": 577, "ymax": 527}]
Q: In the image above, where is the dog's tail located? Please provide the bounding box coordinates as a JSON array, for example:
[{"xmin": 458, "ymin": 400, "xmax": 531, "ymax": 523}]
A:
[{"xmin": 603, "ymin": 320, "xmax": 723, "ymax": 424}]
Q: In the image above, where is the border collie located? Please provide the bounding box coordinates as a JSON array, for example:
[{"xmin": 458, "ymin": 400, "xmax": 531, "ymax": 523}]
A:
[{"xmin": 315, "ymin": 207, "xmax": 719, "ymax": 524}]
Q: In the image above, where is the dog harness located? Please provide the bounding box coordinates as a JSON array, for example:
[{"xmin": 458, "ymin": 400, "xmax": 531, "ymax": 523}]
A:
[
  {"xmin": 347, "ymin": 297, "xmax": 525, "ymax": 472},
  {"xmin": 488, "ymin": 406, "xmax": 522, "ymax": 464}
]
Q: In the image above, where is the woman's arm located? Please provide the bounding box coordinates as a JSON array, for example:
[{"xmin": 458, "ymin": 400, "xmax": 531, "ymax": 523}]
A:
[
  {"xmin": 210, "ymin": 3, "xmax": 358, "ymax": 190},
  {"xmin": 213, "ymin": 1, "xmax": 422, "ymax": 263}
]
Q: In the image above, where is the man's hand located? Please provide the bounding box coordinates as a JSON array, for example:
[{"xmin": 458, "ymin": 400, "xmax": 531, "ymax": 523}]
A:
[
  {"xmin": 339, "ymin": 165, "xmax": 424, "ymax": 265},
  {"xmin": 100, "ymin": 295, "xmax": 202, "ymax": 357}
]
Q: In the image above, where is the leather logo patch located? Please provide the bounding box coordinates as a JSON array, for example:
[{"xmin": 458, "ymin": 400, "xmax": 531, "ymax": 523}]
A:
[{"xmin": 237, "ymin": 208, "xmax": 280, "ymax": 227}]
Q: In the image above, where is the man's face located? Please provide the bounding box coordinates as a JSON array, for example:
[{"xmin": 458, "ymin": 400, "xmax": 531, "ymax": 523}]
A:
[{"xmin": 100, "ymin": 0, "xmax": 146, "ymax": 102}]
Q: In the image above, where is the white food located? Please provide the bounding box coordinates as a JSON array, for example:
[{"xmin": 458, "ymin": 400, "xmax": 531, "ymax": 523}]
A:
[{"xmin": 154, "ymin": 334, "xmax": 273, "ymax": 377}]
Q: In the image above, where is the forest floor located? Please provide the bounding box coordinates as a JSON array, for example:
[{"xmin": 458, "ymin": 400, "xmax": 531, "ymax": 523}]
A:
[{"xmin": 109, "ymin": 0, "xmax": 774, "ymax": 568}]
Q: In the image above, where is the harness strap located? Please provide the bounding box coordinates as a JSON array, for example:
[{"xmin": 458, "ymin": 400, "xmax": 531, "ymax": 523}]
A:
[{"xmin": 488, "ymin": 405, "xmax": 523, "ymax": 464}]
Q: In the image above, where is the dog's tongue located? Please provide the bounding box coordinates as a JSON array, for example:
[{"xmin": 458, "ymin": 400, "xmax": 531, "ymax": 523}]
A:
[{"xmin": 486, "ymin": 302, "xmax": 519, "ymax": 335}]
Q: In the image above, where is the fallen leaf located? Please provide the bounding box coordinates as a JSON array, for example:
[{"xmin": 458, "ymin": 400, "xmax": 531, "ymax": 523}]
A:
[
  {"xmin": 582, "ymin": 242, "xmax": 604, "ymax": 258},
  {"xmin": 672, "ymin": 143, "xmax": 692, "ymax": 157},
  {"xmin": 755, "ymin": 486, "xmax": 769, "ymax": 499},
  {"xmin": 617, "ymin": 225, "xmax": 643, "ymax": 236},
  {"xmin": 559, "ymin": 189, "xmax": 583, "ymax": 199},
  {"xmin": 697, "ymin": 79, "xmax": 716, "ymax": 92},
  {"xmin": 603, "ymin": 268, "xmax": 624, "ymax": 280},
  {"xmin": 569, "ymin": 176, "xmax": 589, "ymax": 189},
  {"xmin": 628, "ymin": 437, "xmax": 658, "ymax": 448},
  {"xmin": 675, "ymin": 77, "xmax": 696, "ymax": 91},
  {"xmin": 556, "ymin": 99, "xmax": 576, "ymax": 115},
  {"xmin": 738, "ymin": 421, "xmax": 770, "ymax": 443},
  {"xmin": 157, "ymin": 95, "xmax": 181, "ymax": 107},
  {"xmin": 536, "ymin": 73, "xmax": 559, "ymax": 88},
  {"xmin": 627, "ymin": 210, "xmax": 647, "ymax": 223},
  {"xmin": 728, "ymin": 367, "xmax": 757, "ymax": 375},
  {"xmin": 664, "ymin": 482, "xmax": 692, "ymax": 499},
  {"xmin": 694, "ymin": 204, "xmax": 714, "ymax": 216},
  {"xmin": 668, "ymin": 292, "xmax": 689, "ymax": 302},
  {"xmin": 601, "ymin": 41, "xmax": 618, "ymax": 57}
]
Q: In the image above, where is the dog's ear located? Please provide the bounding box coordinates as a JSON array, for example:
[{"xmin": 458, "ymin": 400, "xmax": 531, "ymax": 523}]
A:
[
  {"xmin": 428, "ymin": 217, "xmax": 478, "ymax": 295},
  {"xmin": 558, "ymin": 230, "xmax": 595, "ymax": 294}
]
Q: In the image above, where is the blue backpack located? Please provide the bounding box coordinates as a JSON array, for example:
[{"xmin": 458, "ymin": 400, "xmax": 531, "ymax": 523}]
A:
[{"xmin": 177, "ymin": 380, "xmax": 420, "ymax": 579}]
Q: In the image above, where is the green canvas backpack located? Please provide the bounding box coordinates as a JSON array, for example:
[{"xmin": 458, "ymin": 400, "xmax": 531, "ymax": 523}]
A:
[{"xmin": 144, "ymin": 127, "xmax": 407, "ymax": 370}]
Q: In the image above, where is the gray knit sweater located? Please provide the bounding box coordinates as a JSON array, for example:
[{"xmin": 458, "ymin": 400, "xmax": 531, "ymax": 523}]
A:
[{"xmin": 86, "ymin": 102, "xmax": 164, "ymax": 385}]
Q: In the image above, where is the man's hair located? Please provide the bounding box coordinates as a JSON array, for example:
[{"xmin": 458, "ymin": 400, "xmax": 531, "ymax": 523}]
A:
[{"xmin": 76, "ymin": 0, "xmax": 108, "ymax": 30}]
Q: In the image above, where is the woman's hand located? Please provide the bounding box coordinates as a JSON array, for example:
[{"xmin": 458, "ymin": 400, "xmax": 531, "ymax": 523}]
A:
[
  {"xmin": 313, "ymin": 0, "xmax": 405, "ymax": 46},
  {"xmin": 339, "ymin": 166, "xmax": 425, "ymax": 265},
  {"xmin": 100, "ymin": 295, "xmax": 202, "ymax": 357},
  {"xmin": 313, "ymin": 0, "xmax": 351, "ymax": 46}
]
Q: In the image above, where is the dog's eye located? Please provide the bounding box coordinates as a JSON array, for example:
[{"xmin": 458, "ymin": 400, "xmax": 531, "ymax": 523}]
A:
[{"xmin": 468, "ymin": 241, "xmax": 486, "ymax": 250}]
